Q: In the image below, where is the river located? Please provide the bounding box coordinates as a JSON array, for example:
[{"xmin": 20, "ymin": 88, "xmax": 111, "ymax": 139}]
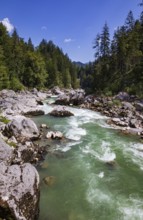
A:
[{"xmin": 34, "ymin": 99, "xmax": 143, "ymax": 220}]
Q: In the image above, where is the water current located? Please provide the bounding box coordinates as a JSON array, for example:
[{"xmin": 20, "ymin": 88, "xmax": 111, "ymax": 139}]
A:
[{"xmin": 34, "ymin": 98, "xmax": 143, "ymax": 220}]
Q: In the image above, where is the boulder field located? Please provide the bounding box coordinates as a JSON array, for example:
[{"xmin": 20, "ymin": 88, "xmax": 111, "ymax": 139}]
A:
[{"xmin": 0, "ymin": 89, "xmax": 48, "ymax": 220}]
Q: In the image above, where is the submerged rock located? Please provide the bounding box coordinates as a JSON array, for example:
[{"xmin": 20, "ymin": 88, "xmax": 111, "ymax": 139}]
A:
[
  {"xmin": 43, "ymin": 176, "xmax": 56, "ymax": 186},
  {"xmin": 106, "ymin": 160, "xmax": 116, "ymax": 167}
]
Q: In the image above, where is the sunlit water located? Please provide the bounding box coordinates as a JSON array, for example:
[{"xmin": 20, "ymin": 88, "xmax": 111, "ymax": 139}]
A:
[{"xmin": 34, "ymin": 99, "xmax": 143, "ymax": 220}]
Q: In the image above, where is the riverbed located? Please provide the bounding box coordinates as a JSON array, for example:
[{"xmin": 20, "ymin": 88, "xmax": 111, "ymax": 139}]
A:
[{"xmin": 34, "ymin": 100, "xmax": 143, "ymax": 220}]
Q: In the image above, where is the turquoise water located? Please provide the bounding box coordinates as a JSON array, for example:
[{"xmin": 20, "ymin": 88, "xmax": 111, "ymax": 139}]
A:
[{"xmin": 35, "ymin": 102, "xmax": 143, "ymax": 220}]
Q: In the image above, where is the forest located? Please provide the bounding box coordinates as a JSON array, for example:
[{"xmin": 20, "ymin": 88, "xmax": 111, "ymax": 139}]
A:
[
  {"xmin": 0, "ymin": 8, "xmax": 143, "ymax": 97},
  {"xmin": 80, "ymin": 9, "xmax": 143, "ymax": 96},
  {"xmin": 0, "ymin": 23, "xmax": 79, "ymax": 91}
]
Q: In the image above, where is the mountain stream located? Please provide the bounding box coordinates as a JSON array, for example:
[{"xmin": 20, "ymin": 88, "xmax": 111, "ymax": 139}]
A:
[{"xmin": 34, "ymin": 99, "xmax": 143, "ymax": 220}]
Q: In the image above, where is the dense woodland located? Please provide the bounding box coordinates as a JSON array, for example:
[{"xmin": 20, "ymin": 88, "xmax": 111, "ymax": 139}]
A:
[
  {"xmin": 80, "ymin": 9, "xmax": 143, "ymax": 96},
  {"xmin": 0, "ymin": 24, "xmax": 79, "ymax": 91},
  {"xmin": 0, "ymin": 7, "xmax": 143, "ymax": 97}
]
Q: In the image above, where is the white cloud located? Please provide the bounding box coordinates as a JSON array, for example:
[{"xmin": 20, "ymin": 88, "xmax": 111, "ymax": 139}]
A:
[
  {"xmin": 41, "ymin": 26, "xmax": 47, "ymax": 31},
  {"xmin": 64, "ymin": 38, "xmax": 75, "ymax": 43},
  {"xmin": 0, "ymin": 18, "xmax": 14, "ymax": 32},
  {"xmin": 78, "ymin": 45, "xmax": 81, "ymax": 49}
]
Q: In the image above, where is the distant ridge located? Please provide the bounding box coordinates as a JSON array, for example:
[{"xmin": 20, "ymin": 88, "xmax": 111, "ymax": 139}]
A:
[{"xmin": 73, "ymin": 61, "xmax": 86, "ymax": 68}]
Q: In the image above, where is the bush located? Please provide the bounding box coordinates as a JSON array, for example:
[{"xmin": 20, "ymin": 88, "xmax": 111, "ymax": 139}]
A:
[{"xmin": 9, "ymin": 77, "xmax": 25, "ymax": 91}]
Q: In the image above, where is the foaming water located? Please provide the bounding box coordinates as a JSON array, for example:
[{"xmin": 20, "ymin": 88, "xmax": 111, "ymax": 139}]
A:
[
  {"xmin": 42, "ymin": 102, "xmax": 54, "ymax": 114},
  {"xmin": 35, "ymin": 102, "xmax": 143, "ymax": 220},
  {"xmin": 119, "ymin": 196, "xmax": 143, "ymax": 220},
  {"xmin": 82, "ymin": 141, "xmax": 116, "ymax": 163}
]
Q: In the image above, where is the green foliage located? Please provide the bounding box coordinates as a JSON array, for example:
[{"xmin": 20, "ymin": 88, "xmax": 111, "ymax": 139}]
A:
[
  {"xmin": 10, "ymin": 77, "xmax": 25, "ymax": 91},
  {"xmin": 80, "ymin": 9, "xmax": 143, "ymax": 96},
  {"xmin": 112, "ymin": 99, "xmax": 122, "ymax": 106},
  {"xmin": 23, "ymin": 51, "xmax": 47, "ymax": 89},
  {"xmin": 38, "ymin": 39, "xmax": 78, "ymax": 88},
  {"xmin": 0, "ymin": 115, "xmax": 10, "ymax": 124},
  {"xmin": 0, "ymin": 23, "xmax": 79, "ymax": 90}
]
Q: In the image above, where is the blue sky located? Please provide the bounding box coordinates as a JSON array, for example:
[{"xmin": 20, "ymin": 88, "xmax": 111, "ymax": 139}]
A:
[{"xmin": 0, "ymin": 0, "xmax": 142, "ymax": 63}]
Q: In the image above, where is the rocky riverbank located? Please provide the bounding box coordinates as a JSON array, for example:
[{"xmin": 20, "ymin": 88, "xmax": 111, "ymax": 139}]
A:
[
  {"xmin": 51, "ymin": 88, "xmax": 143, "ymax": 139},
  {"xmin": 0, "ymin": 88, "xmax": 77, "ymax": 219},
  {"xmin": 0, "ymin": 89, "xmax": 50, "ymax": 220}
]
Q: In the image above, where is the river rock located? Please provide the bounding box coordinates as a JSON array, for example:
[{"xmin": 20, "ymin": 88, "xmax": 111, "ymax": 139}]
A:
[
  {"xmin": 108, "ymin": 118, "xmax": 128, "ymax": 127},
  {"xmin": 122, "ymin": 127, "xmax": 143, "ymax": 136},
  {"xmin": 23, "ymin": 109, "xmax": 45, "ymax": 116},
  {"xmin": 135, "ymin": 102, "xmax": 143, "ymax": 112},
  {"xmin": 69, "ymin": 89, "xmax": 85, "ymax": 105},
  {"xmin": 49, "ymin": 107, "xmax": 74, "ymax": 117},
  {"xmin": 122, "ymin": 102, "xmax": 135, "ymax": 111},
  {"xmin": 0, "ymin": 137, "xmax": 14, "ymax": 165},
  {"xmin": 46, "ymin": 131, "xmax": 63, "ymax": 139},
  {"xmin": 55, "ymin": 94, "xmax": 70, "ymax": 105},
  {"xmin": 43, "ymin": 176, "xmax": 56, "ymax": 186},
  {"xmin": 51, "ymin": 86, "xmax": 64, "ymax": 95},
  {"xmin": 0, "ymin": 162, "xmax": 40, "ymax": 220},
  {"xmin": 40, "ymin": 123, "xmax": 48, "ymax": 128},
  {"xmin": 114, "ymin": 92, "xmax": 130, "ymax": 101},
  {"xmin": 0, "ymin": 89, "xmax": 16, "ymax": 98},
  {"xmin": 3, "ymin": 115, "xmax": 39, "ymax": 141},
  {"xmin": 129, "ymin": 118, "xmax": 141, "ymax": 128},
  {"xmin": 54, "ymin": 89, "xmax": 85, "ymax": 106},
  {"xmin": 0, "ymin": 137, "xmax": 40, "ymax": 219},
  {"xmin": 14, "ymin": 142, "xmax": 47, "ymax": 165}
]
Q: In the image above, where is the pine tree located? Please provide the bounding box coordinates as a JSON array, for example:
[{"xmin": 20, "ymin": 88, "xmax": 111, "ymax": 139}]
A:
[
  {"xmin": 125, "ymin": 11, "xmax": 135, "ymax": 31},
  {"xmin": 100, "ymin": 23, "xmax": 110, "ymax": 58},
  {"xmin": 27, "ymin": 38, "xmax": 34, "ymax": 51},
  {"xmin": 93, "ymin": 33, "xmax": 101, "ymax": 59}
]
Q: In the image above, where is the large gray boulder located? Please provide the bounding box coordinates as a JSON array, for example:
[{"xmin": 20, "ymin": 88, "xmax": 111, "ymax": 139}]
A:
[
  {"xmin": 55, "ymin": 94, "xmax": 70, "ymax": 105},
  {"xmin": 49, "ymin": 107, "xmax": 74, "ymax": 117},
  {"xmin": 0, "ymin": 137, "xmax": 40, "ymax": 220},
  {"xmin": 55, "ymin": 89, "xmax": 85, "ymax": 106},
  {"xmin": 4, "ymin": 116, "xmax": 39, "ymax": 140},
  {"xmin": 69, "ymin": 89, "xmax": 85, "ymax": 105},
  {"xmin": 23, "ymin": 109, "xmax": 45, "ymax": 116},
  {"xmin": 0, "ymin": 162, "xmax": 40, "ymax": 220}
]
